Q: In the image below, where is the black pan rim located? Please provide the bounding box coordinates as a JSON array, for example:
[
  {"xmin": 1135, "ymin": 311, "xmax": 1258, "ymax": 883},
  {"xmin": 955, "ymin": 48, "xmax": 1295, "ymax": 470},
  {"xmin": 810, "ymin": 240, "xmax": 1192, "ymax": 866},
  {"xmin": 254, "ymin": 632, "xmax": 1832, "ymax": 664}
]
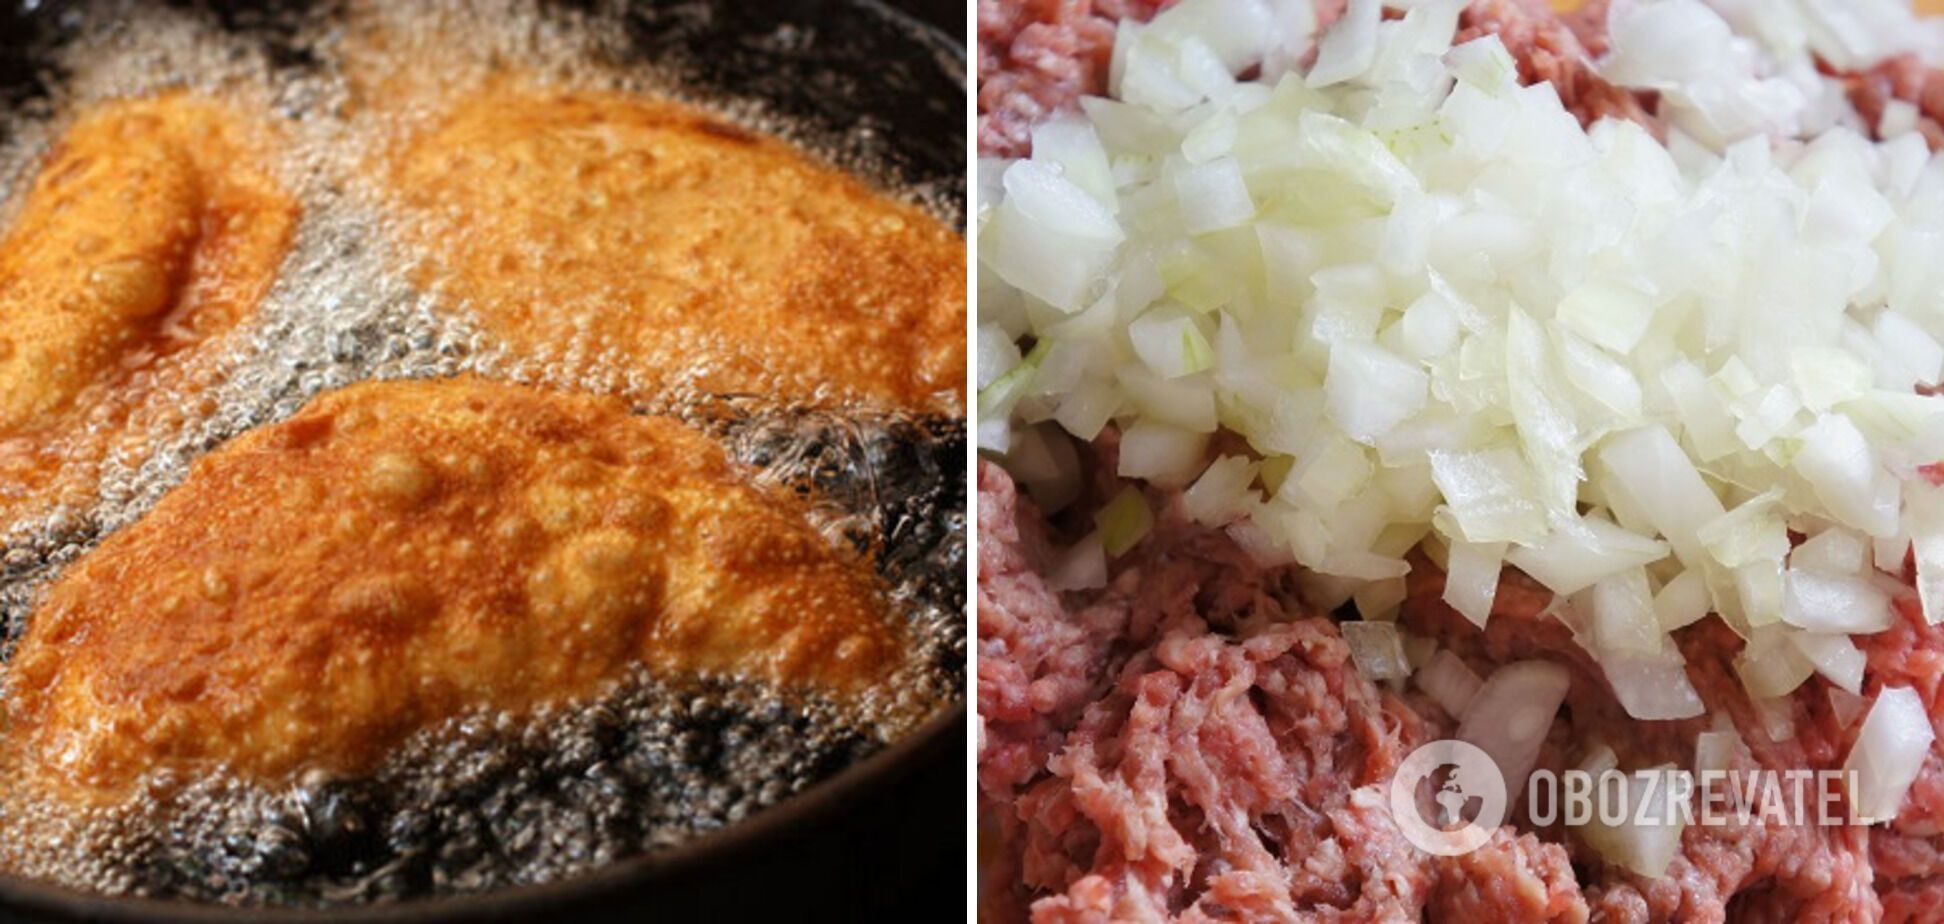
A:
[{"xmin": 0, "ymin": 705, "xmax": 966, "ymax": 922}]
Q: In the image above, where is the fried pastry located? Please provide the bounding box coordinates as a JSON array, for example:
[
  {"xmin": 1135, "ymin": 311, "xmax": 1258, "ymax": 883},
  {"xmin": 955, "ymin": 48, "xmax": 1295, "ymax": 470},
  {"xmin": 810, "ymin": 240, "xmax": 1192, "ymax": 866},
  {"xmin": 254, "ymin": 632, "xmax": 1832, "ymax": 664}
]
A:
[
  {"xmin": 0, "ymin": 94, "xmax": 297, "ymax": 522},
  {"xmin": 2, "ymin": 376, "xmax": 900, "ymax": 800},
  {"xmin": 387, "ymin": 88, "xmax": 966, "ymax": 412}
]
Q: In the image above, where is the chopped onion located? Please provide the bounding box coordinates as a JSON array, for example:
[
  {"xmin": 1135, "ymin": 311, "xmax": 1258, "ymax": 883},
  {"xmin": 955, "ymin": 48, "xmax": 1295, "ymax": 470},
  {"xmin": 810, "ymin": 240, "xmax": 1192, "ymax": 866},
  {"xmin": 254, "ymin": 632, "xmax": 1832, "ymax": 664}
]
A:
[
  {"xmin": 1326, "ymin": 341, "xmax": 1428, "ymax": 444},
  {"xmin": 1751, "ymin": 695, "xmax": 1796, "ymax": 743},
  {"xmin": 1459, "ymin": 660, "xmax": 1571, "ymax": 793},
  {"xmin": 985, "ymin": 160, "xmax": 1124, "ymax": 312},
  {"xmin": 1790, "ymin": 631, "xmax": 1865, "ymax": 694},
  {"xmin": 982, "ymin": 0, "xmax": 1944, "ymax": 707},
  {"xmin": 1117, "ymin": 421, "xmax": 1210, "ymax": 487},
  {"xmin": 1736, "ymin": 626, "xmax": 1815, "ymax": 700},
  {"xmin": 1505, "ymin": 515, "xmax": 1669, "ymax": 597},
  {"xmin": 1694, "ymin": 729, "xmax": 1739, "ymax": 774},
  {"xmin": 1595, "ymin": 427, "xmax": 1728, "ymax": 572},
  {"xmin": 1129, "ymin": 307, "xmax": 1215, "ymax": 379},
  {"xmin": 1182, "ymin": 454, "xmax": 1262, "ymax": 526},
  {"xmin": 1342, "ymin": 620, "xmax": 1411, "ymax": 681},
  {"xmin": 1909, "ymin": 482, "xmax": 1944, "ymax": 625},
  {"xmin": 1306, "ymin": 0, "xmax": 1379, "ymax": 88},
  {"xmin": 1828, "ymin": 686, "xmax": 1869, "ymax": 730},
  {"xmin": 1577, "ymin": 742, "xmax": 1619, "ymax": 776},
  {"xmin": 1790, "ymin": 527, "xmax": 1868, "ymax": 575},
  {"xmin": 1441, "ymin": 538, "xmax": 1506, "ymax": 628},
  {"xmin": 1598, "ymin": 642, "xmax": 1707, "ymax": 721},
  {"xmin": 1654, "ymin": 568, "xmax": 1712, "ymax": 631},
  {"xmin": 1781, "ymin": 568, "xmax": 1892, "ymax": 634},
  {"xmin": 1415, "ymin": 649, "xmax": 1484, "ymax": 718},
  {"xmin": 1096, "ymin": 487, "xmax": 1154, "ymax": 557},
  {"xmin": 1047, "ymin": 532, "xmax": 1109, "ymax": 592},
  {"xmin": 1576, "ymin": 763, "xmax": 1689, "ymax": 879},
  {"xmin": 1401, "ymin": 630, "xmax": 1438, "ymax": 670},
  {"xmin": 1429, "ymin": 447, "xmax": 1547, "ymax": 545},
  {"xmin": 1844, "ymin": 686, "xmax": 1936, "ymax": 823},
  {"xmin": 1354, "ymin": 576, "xmax": 1409, "ymax": 622}
]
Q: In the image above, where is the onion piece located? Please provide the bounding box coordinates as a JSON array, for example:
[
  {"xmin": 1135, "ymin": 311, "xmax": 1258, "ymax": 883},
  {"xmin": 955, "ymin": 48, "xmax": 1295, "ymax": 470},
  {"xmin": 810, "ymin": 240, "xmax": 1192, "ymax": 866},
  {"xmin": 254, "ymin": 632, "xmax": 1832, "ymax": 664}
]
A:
[
  {"xmin": 1828, "ymin": 686, "xmax": 1869, "ymax": 731},
  {"xmin": 1781, "ymin": 568, "xmax": 1892, "ymax": 634},
  {"xmin": 1458, "ymin": 660, "xmax": 1571, "ymax": 794},
  {"xmin": 1181, "ymin": 454, "xmax": 1262, "ymax": 526},
  {"xmin": 1117, "ymin": 421, "xmax": 1211, "ymax": 488},
  {"xmin": 1428, "ymin": 447, "xmax": 1547, "ymax": 545},
  {"xmin": 1790, "ymin": 526, "xmax": 1868, "ymax": 575},
  {"xmin": 1736, "ymin": 626, "xmax": 1815, "ymax": 700},
  {"xmin": 1599, "ymin": 642, "xmax": 1707, "ymax": 722},
  {"xmin": 1576, "ymin": 763, "xmax": 1689, "ymax": 879},
  {"xmin": 986, "ymin": 160, "xmax": 1124, "ymax": 312},
  {"xmin": 1342, "ymin": 620, "xmax": 1411, "ymax": 681},
  {"xmin": 1306, "ymin": 0, "xmax": 1379, "ymax": 88},
  {"xmin": 1047, "ymin": 532, "xmax": 1109, "ymax": 592},
  {"xmin": 1654, "ymin": 568, "xmax": 1712, "ymax": 632},
  {"xmin": 1844, "ymin": 686, "xmax": 1936, "ymax": 824},
  {"xmin": 1401, "ymin": 630, "xmax": 1437, "ymax": 670},
  {"xmin": 1441, "ymin": 537, "xmax": 1506, "ymax": 628},
  {"xmin": 1095, "ymin": 487, "xmax": 1154, "ymax": 557},
  {"xmin": 1415, "ymin": 649, "xmax": 1484, "ymax": 718},
  {"xmin": 1596, "ymin": 427, "xmax": 1727, "ymax": 572},
  {"xmin": 1908, "ymin": 482, "xmax": 1944, "ymax": 625},
  {"xmin": 1694, "ymin": 729, "xmax": 1739, "ymax": 774},
  {"xmin": 1790, "ymin": 631, "xmax": 1865, "ymax": 694},
  {"xmin": 1506, "ymin": 514, "xmax": 1669, "ymax": 597},
  {"xmin": 1325, "ymin": 341, "xmax": 1428, "ymax": 444},
  {"xmin": 1589, "ymin": 568, "xmax": 1662, "ymax": 658}
]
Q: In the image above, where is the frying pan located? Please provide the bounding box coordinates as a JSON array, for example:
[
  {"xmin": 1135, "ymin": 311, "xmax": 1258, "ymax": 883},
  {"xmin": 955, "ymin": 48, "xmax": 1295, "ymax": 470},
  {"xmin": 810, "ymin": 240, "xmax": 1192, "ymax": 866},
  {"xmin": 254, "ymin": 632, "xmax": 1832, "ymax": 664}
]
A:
[{"xmin": 0, "ymin": 0, "xmax": 967, "ymax": 919}]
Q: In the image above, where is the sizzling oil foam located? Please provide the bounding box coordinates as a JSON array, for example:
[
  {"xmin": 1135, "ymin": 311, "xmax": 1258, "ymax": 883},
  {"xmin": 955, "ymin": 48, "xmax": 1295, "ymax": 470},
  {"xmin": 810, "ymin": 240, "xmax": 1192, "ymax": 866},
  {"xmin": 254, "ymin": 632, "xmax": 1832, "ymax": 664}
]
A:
[{"xmin": 0, "ymin": 0, "xmax": 963, "ymax": 905}]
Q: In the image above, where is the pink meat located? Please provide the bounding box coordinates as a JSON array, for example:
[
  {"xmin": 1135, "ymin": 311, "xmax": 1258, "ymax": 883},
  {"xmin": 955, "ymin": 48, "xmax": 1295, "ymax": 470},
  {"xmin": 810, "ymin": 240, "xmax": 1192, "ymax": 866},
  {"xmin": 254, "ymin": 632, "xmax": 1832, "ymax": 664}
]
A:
[
  {"xmin": 1841, "ymin": 54, "xmax": 1944, "ymax": 150},
  {"xmin": 1454, "ymin": 0, "xmax": 1660, "ymax": 137},
  {"xmin": 1428, "ymin": 828, "xmax": 1588, "ymax": 922},
  {"xmin": 977, "ymin": 0, "xmax": 1351, "ymax": 158},
  {"xmin": 978, "ymin": 0, "xmax": 1165, "ymax": 159},
  {"xmin": 978, "ymin": 3, "xmax": 1944, "ymax": 919},
  {"xmin": 978, "ymin": 0, "xmax": 1650, "ymax": 159},
  {"xmin": 978, "ymin": 459, "xmax": 1128, "ymax": 798},
  {"xmin": 1012, "ymin": 615, "xmax": 1435, "ymax": 921},
  {"xmin": 1402, "ymin": 559, "xmax": 1884, "ymax": 922}
]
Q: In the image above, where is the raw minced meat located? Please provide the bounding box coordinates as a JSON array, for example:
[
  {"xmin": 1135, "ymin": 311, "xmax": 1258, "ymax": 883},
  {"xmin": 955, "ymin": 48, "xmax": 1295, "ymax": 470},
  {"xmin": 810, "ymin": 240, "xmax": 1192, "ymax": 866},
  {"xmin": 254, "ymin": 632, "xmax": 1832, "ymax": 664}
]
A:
[
  {"xmin": 977, "ymin": 0, "xmax": 1944, "ymax": 919},
  {"xmin": 978, "ymin": 458, "xmax": 1944, "ymax": 921}
]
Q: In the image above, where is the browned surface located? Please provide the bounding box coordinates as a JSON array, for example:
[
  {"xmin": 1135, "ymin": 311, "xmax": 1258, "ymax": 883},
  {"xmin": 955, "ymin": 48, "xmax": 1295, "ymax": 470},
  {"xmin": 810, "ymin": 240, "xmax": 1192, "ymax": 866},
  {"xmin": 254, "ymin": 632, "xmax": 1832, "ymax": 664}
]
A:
[
  {"xmin": 2, "ymin": 376, "xmax": 902, "ymax": 801},
  {"xmin": 0, "ymin": 94, "xmax": 297, "ymax": 523},
  {"xmin": 388, "ymin": 88, "xmax": 967, "ymax": 413}
]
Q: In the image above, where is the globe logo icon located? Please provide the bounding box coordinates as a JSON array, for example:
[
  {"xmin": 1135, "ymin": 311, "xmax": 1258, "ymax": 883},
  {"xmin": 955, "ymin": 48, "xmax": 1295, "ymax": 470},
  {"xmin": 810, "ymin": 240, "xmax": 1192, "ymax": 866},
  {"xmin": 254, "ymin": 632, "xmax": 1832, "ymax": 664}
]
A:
[{"xmin": 1388, "ymin": 739, "xmax": 1508, "ymax": 856}]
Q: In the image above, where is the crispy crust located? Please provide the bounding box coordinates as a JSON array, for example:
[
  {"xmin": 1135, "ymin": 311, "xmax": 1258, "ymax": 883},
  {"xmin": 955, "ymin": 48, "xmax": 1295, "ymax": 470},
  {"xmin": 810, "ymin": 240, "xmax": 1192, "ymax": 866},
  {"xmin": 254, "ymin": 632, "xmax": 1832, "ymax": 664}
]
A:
[
  {"xmin": 388, "ymin": 88, "xmax": 967, "ymax": 413},
  {"xmin": 0, "ymin": 94, "xmax": 297, "ymax": 521},
  {"xmin": 2, "ymin": 376, "xmax": 902, "ymax": 800}
]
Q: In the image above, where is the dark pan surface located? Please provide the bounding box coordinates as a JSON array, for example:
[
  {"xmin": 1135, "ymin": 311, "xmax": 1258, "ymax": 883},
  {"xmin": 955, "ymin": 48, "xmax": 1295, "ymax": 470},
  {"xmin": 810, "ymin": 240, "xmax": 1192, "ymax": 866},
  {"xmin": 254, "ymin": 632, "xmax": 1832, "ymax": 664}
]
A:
[{"xmin": 0, "ymin": 0, "xmax": 967, "ymax": 919}]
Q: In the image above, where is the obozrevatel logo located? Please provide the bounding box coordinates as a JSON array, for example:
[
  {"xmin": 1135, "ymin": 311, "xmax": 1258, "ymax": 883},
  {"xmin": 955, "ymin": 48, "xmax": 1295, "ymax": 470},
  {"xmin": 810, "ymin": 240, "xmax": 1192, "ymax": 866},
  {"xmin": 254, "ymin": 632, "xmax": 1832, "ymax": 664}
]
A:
[{"xmin": 1388, "ymin": 739, "xmax": 1507, "ymax": 856}]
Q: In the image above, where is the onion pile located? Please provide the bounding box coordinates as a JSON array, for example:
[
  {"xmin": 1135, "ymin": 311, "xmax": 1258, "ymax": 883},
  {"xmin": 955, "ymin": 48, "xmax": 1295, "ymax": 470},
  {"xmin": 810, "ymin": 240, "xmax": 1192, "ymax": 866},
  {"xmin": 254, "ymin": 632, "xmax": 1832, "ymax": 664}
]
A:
[{"xmin": 979, "ymin": 0, "xmax": 1944, "ymax": 831}]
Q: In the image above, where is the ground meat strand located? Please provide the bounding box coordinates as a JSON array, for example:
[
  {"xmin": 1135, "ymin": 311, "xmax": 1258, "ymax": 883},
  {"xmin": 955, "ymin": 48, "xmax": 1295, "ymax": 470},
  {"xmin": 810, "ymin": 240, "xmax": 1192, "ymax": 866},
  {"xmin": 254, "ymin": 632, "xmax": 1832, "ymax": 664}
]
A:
[
  {"xmin": 1402, "ymin": 559, "xmax": 1886, "ymax": 922},
  {"xmin": 1015, "ymin": 617, "xmax": 1433, "ymax": 921},
  {"xmin": 978, "ymin": 0, "xmax": 1167, "ymax": 158},
  {"xmin": 978, "ymin": 460, "xmax": 1128, "ymax": 799},
  {"xmin": 1429, "ymin": 828, "xmax": 1588, "ymax": 922}
]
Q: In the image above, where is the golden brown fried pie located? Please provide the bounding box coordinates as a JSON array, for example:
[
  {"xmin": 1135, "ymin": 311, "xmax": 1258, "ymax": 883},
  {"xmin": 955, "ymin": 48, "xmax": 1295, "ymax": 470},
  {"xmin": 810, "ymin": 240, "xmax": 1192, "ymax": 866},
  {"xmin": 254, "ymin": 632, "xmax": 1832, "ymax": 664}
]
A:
[
  {"xmin": 0, "ymin": 94, "xmax": 297, "ymax": 521},
  {"xmin": 388, "ymin": 88, "xmax": 967, "ymax": 412},
  {"xmin": 2, "ymin": 377, "xmax": 900, "ymax": 800}
]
